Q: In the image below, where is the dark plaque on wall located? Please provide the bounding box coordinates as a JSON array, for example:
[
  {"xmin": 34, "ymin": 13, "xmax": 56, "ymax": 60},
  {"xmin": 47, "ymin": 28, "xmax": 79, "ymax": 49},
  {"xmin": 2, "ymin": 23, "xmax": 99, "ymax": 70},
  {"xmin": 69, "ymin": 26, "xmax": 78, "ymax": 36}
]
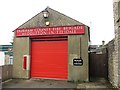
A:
[{"xmin": 73, "ymin": 58, "xmax": 83, "ymax": 66}]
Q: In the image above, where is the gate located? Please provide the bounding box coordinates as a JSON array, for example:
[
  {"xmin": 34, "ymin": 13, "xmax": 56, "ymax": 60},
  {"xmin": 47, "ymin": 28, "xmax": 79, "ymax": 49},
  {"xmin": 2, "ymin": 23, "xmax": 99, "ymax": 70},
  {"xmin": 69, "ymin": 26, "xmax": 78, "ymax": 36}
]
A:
[{"xmin": 89, "ymin": 53, "xmax": 108, "ymax": 79}]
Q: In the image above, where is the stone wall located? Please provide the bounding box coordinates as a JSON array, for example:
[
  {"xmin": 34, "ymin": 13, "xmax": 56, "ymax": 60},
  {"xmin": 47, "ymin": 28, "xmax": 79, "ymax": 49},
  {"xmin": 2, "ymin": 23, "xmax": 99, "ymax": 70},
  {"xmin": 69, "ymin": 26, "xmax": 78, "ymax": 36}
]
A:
[
  {"xmin": 106, "ymin": 39, "xmax": 115, "ymax": 86},
  {"xmin": 112, "ymin": 0, "xmax": 120, "ymax": 87},
  {"xmin": 106, "ymin": 0, "xmax": 120, "ymax": 87}
]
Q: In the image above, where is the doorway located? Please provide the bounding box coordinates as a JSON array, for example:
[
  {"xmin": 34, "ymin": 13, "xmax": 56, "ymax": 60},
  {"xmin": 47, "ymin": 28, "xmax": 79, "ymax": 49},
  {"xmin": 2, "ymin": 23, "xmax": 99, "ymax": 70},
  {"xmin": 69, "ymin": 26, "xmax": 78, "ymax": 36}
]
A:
[{"xmin": 89, "ymin": 53, "xmax": 108, "ymax": 80}]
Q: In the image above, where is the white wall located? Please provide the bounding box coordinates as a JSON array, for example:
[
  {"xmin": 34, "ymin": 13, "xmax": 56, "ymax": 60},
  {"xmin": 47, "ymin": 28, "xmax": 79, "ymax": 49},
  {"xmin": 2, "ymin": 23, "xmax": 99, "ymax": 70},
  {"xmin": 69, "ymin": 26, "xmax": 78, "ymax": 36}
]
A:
[{"xmin": 0, "ymin": 52, "xmax": 5, "ymax": 66}]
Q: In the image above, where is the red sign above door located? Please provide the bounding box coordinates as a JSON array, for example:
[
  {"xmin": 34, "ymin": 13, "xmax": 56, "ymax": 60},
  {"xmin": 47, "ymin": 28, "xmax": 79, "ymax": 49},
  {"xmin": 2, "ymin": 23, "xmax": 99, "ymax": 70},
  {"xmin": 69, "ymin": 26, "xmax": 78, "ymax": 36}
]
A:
[{"xmin": 15, "ymin": 25, "xmax": 85, "ymax": 36}]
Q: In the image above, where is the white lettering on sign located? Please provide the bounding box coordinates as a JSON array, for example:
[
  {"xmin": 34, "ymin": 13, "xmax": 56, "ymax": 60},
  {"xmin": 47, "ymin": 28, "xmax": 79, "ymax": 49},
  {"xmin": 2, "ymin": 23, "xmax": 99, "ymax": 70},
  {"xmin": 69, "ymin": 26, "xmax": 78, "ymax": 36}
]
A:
[{"xmin": 15, "ymin": 25, "xmax": 85, "ymax": 36}]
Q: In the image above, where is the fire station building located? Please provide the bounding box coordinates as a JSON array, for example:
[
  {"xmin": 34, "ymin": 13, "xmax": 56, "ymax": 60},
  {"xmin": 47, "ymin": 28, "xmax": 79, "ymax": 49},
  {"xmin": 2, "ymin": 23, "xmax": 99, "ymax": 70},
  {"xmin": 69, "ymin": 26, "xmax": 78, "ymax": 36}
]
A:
[{"xmin": 13, "ymin": 7, "xmax": 90, "ymax": 82}]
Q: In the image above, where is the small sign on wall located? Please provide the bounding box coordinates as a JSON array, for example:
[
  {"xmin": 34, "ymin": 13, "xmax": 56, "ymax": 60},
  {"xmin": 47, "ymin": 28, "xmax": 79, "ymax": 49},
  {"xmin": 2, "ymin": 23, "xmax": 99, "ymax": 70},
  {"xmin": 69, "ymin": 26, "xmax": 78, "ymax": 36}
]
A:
[{"xmin": 73, "ymin": 58, "xmax": 83, "ymax": 66}]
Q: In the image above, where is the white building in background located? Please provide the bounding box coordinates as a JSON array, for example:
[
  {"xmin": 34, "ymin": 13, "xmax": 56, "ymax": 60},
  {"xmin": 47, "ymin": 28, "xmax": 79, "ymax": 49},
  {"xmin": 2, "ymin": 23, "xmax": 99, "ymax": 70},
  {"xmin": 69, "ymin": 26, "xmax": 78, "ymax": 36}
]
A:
[
  {"xmin": 5, "ymin": 54, "xmax": 13, "ymax": 65},
  {"xmin": 0, "ymin": 45, "xmax": 13, "ymax": 65},
  {"xmin": 0, "ymin": 52, "xmax": 5, "ymax": 66}
]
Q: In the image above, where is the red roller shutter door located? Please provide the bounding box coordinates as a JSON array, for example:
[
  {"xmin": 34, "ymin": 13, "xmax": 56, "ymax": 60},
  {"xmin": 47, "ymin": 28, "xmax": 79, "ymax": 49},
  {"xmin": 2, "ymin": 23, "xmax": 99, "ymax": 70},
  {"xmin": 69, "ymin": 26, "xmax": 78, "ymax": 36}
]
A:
[{"xmin": 31, "ymin": 39, "xmax": 68, "ymax": 80}]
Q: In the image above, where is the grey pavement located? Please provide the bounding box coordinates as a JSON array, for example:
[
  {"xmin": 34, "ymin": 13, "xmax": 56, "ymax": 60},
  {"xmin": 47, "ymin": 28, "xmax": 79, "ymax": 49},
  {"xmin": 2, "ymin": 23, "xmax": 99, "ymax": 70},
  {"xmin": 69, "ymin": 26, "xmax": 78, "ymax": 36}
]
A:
[
  {"xmin": 2, "ymin": 79, "xmax": 77, "ymax": 88},
  {"xmin": 2, "ymin": 78, "xmax": 119, "ymax": 90},
  {"xmin": 77, "ymin": 78, "xmax": 118, "ymax": 90}
]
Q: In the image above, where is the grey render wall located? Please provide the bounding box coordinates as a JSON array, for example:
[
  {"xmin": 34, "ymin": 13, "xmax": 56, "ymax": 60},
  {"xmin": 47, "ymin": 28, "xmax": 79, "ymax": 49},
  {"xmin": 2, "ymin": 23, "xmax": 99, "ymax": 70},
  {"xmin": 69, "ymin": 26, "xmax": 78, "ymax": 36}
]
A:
[
  {"xmin": 13, "ymin": 37, "xmax": 30, "ymax": 79},
  {"xmin": 13, "ymin": 28, "xmax": 89, "ymax": 81},
  {"xmin": 18, "ymin": 7, "xmax": 83, "ymax": 29},
  {"xmin": 68, "ymin": 26, "xmax": 89, "ymax": 82},
  {"xmin": 13, "ymin": 7, "xmax": 89, "ymax": 81}
]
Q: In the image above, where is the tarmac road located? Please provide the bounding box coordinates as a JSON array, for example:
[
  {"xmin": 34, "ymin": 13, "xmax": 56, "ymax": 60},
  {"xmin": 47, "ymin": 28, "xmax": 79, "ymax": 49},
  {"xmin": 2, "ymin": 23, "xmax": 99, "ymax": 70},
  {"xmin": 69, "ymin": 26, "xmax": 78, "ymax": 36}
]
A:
[
  {"xmin": 2, "ymin": 79, "xmax": 77, "ymax": 89},
  {"xmin": 2, "ymin": 78, "xmax": 118, "ymax": 90}
]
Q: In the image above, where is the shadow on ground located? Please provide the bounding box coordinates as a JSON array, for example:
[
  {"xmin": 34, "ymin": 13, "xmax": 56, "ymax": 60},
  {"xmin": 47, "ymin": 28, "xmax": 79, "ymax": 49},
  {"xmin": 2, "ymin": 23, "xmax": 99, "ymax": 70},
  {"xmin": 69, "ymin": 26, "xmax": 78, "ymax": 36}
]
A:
[{"xmin": 2, "ymin": 79, "xmax": 77, "ymax": 88}]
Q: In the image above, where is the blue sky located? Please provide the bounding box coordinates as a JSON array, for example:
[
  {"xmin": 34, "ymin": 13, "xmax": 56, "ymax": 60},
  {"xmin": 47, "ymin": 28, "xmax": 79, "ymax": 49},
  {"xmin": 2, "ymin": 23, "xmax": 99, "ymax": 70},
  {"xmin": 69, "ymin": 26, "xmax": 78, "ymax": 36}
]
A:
[{"xmin": 0, "ymin": 0, "xmax": 114, "ymax": 45}]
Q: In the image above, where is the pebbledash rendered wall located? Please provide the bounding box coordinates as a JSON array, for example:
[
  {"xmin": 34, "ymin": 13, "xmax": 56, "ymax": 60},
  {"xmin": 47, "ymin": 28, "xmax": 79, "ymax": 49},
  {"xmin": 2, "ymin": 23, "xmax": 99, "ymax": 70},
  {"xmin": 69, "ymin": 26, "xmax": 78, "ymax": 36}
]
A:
[{"xmin": 13, "ymin": 7, "xmax": 89, "ymax": 82}]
